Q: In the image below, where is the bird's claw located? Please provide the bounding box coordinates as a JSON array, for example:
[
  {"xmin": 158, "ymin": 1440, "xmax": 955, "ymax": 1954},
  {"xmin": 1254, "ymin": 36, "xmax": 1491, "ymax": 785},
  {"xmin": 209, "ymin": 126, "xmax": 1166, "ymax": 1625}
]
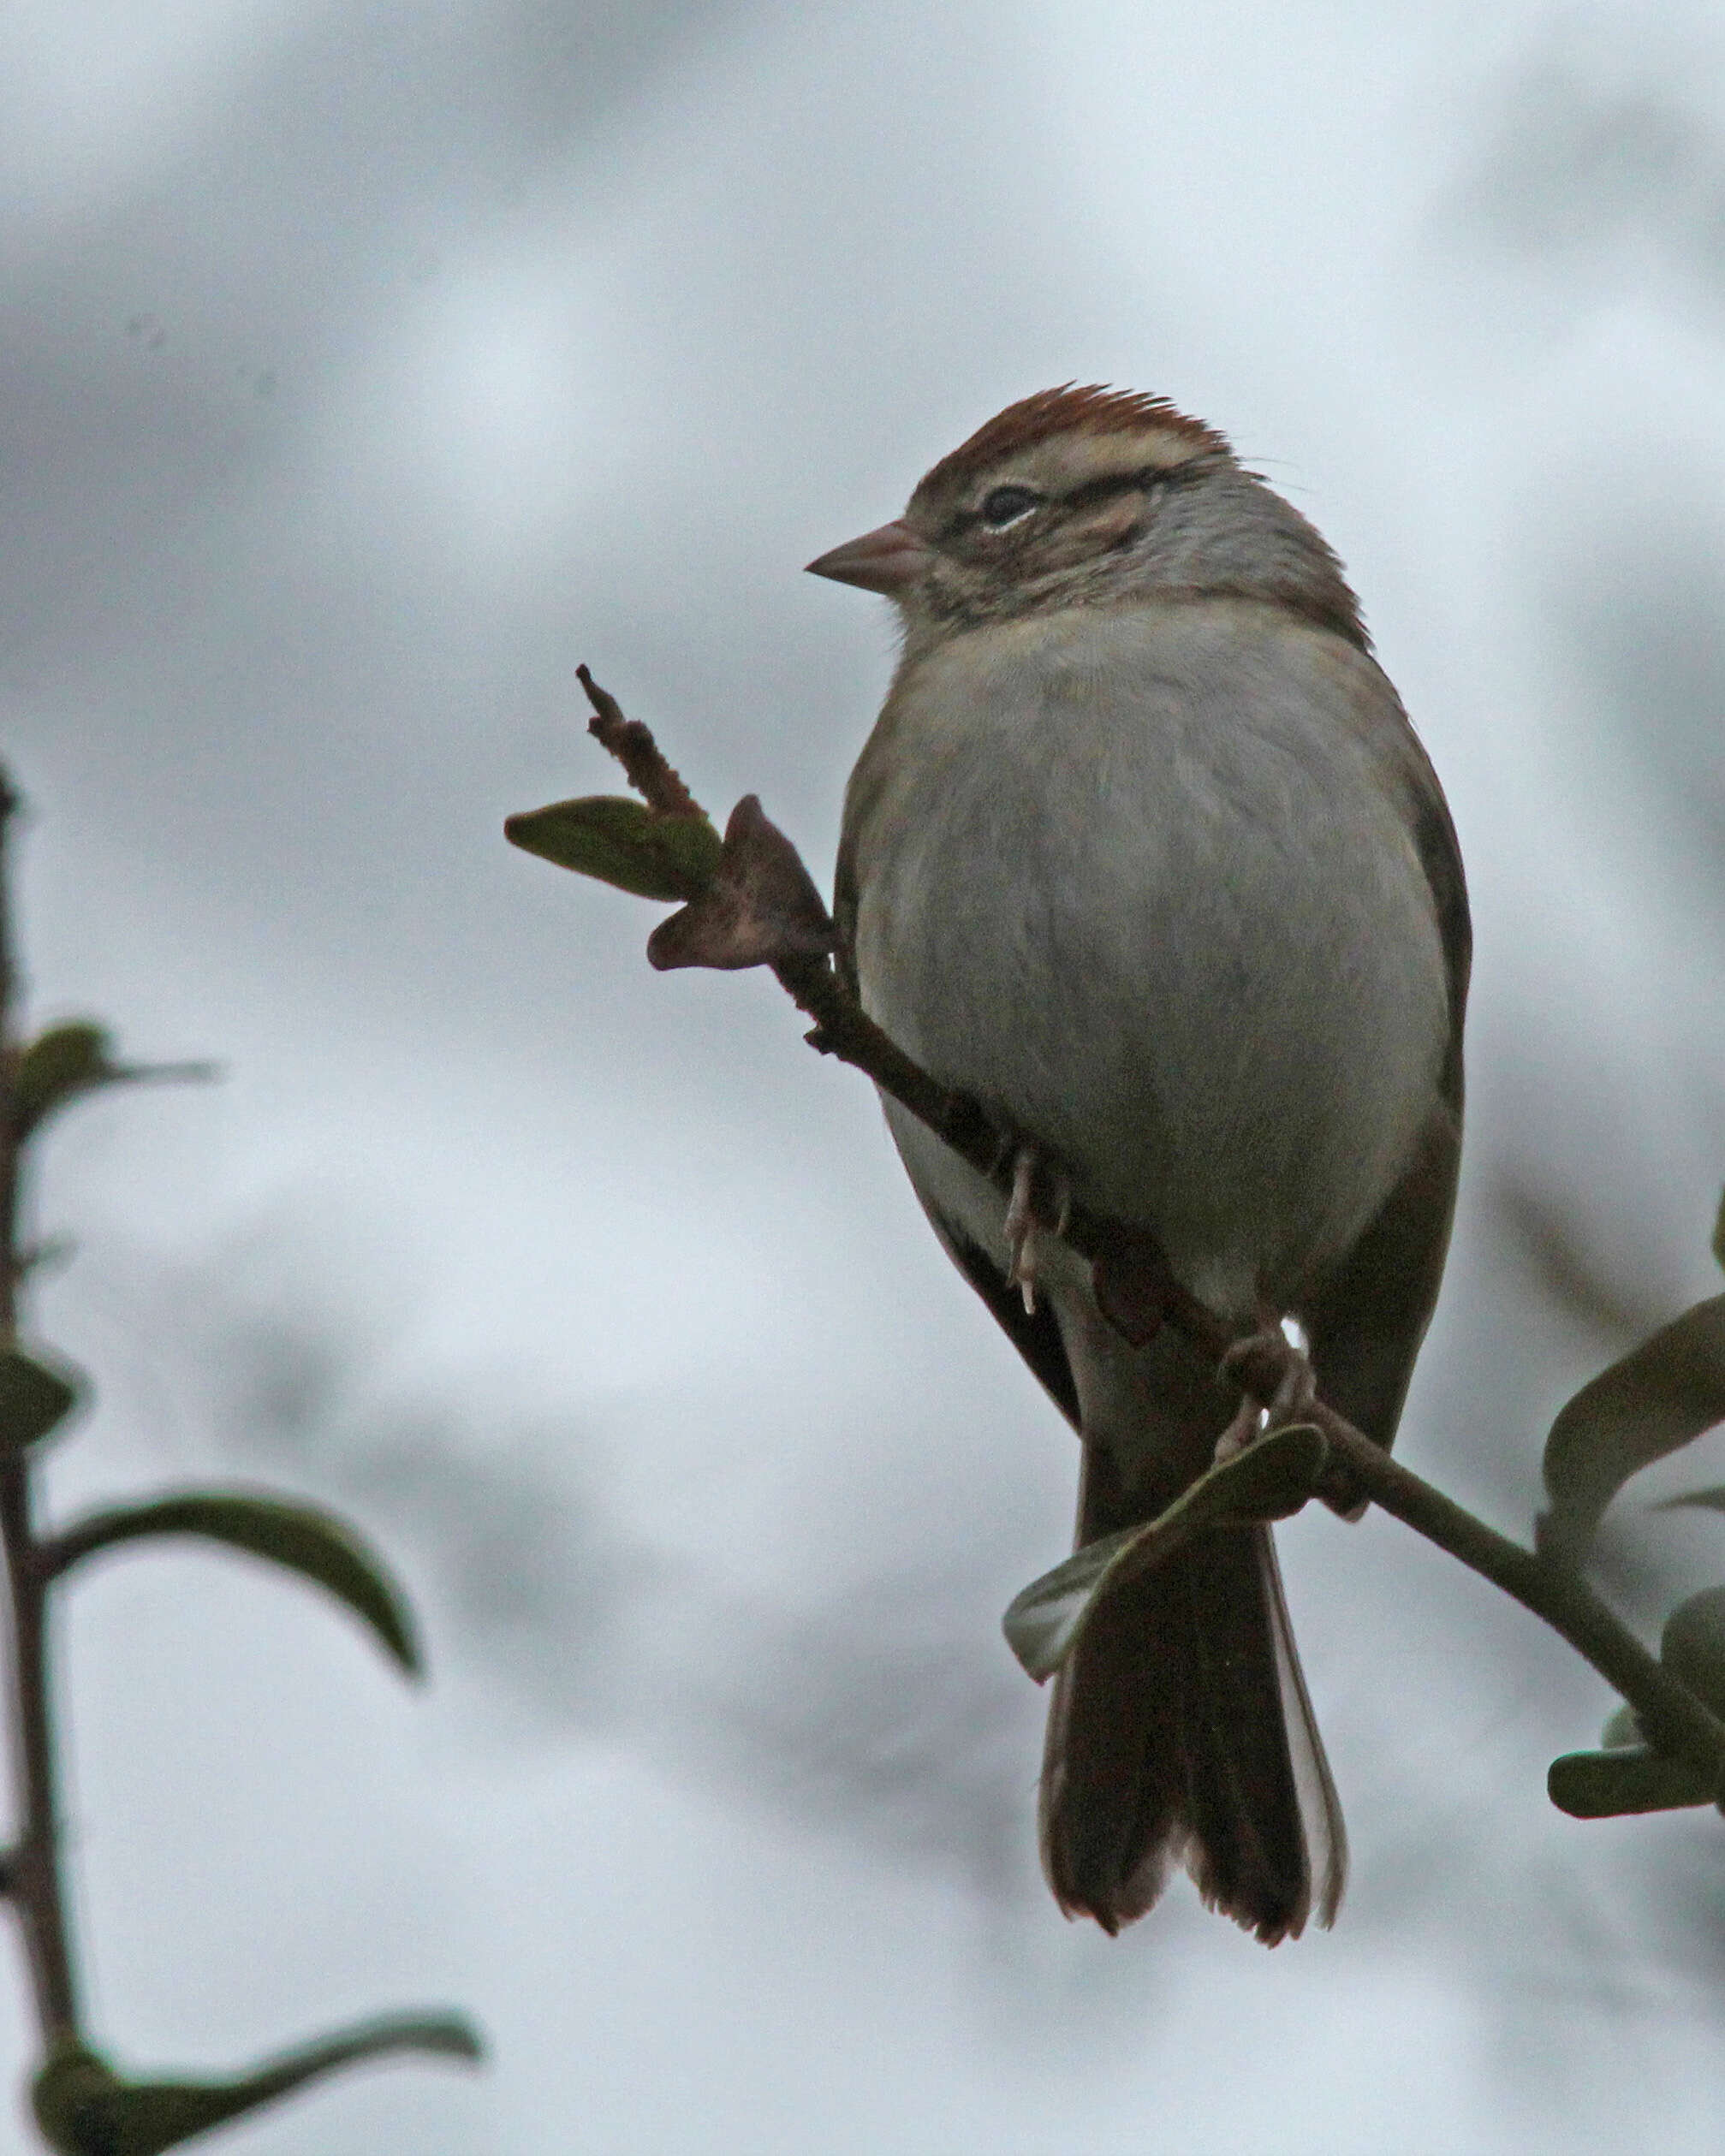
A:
[
  {"xmin": 1005, "ymin": 1149, "xmax": 1038, "ymax": 1313},
  {"xmin": 1003, "ymin": 1146, "xmax": 1072, "ymax": 1316},
  {"xmin": 1214, "ymin": 1322, "xmax": 1316, "ymax": 1463}
]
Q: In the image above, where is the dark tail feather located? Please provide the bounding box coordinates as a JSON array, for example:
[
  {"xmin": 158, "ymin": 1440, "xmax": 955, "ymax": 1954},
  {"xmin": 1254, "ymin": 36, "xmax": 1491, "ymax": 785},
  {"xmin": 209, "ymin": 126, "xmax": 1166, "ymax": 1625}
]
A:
[{"xmin": 1038, "ymin": 1443, "xmax": 1346, "ymax": 1945}]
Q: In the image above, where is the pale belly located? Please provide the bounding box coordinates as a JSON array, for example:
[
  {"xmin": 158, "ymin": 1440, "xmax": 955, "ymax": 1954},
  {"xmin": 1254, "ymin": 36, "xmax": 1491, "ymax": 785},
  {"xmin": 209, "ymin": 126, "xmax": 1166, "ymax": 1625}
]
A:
[{"xmin": 843, "ymin": 604, "xmax": 1451, "ymax": 1318}]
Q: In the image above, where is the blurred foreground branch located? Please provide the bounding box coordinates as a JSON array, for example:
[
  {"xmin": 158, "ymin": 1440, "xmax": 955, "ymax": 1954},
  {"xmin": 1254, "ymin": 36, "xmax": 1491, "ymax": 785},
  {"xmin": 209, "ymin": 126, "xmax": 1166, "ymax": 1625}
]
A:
[
  {"xmin": 507, "ymin": 671, "xmax": 1725, "ymax": 1833},
  {"xmin": 0, "ymin": 776, "xmax": 480, "ymax": 2154}
]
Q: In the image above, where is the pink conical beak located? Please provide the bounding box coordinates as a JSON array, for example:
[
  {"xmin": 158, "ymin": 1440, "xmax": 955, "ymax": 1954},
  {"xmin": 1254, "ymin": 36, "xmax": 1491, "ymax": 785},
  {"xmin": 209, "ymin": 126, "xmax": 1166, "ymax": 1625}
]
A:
[{"xmin": 806, "ymin": 518, "xmax": 932, "ymax": 596}]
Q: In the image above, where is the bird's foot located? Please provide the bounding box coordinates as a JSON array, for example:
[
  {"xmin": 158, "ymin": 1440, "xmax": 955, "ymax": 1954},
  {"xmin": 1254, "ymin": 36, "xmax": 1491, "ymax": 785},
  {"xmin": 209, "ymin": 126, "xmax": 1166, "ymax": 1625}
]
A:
[
  {"xmin": 1003, "ymin": 1146, "xmax": 1071, "ymax": 1316},
  {"xmin": 1214, "ymin": 1321, "xmax": 1316, "ymax": 1464}
]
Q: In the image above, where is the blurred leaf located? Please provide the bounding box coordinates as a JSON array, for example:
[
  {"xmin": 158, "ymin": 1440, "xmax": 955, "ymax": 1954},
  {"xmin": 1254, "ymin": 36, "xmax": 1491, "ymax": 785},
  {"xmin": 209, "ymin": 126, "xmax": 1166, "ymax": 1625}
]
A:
[
  {"xmin": 1003, "ymin": 1425, "xmax": 1328, "ymax": 1683},
  {"xmin": 1562, "ymin": 1586, "xmax": 1725, "ymax": 1811},
  {"xmin": 504, "ymin": 795, "xmax": 722, "ymax": 902},
  {"xmin": 1494, "ymin": 1172, "xmax": 1663, "ymax": 1344},
  {"xmin": 1712, "ymin": 1185, "xmax": 1725, "ymax": 1275},
  {"xmin": 15, "ymin": 1023, "xmax": 116, "ymax": 1137},
  {"xmin": 12, "ymin": 1022, "xmax": 215, "ymax": 1140},
  {"xmin": 0, "ymin": 1345, "xmax": 80, "ymax": 1450},
  {"xmin": 1540, "ymin": 1295, "xmax": 1725, "ymax": 1559},
  {"xmin": 17, "ymin": 1235, "xmax": 76, "ymax": 1281},
  {"xmin": 1662, "ymin": 1586, "xmax": 1725, "ymax": 1714},
  {"xmin": 1600, "ymin": 1702, "xmax": 1644, "ymax": 1749},
  {"xmin": 46, "ymin": 1492, "xmax": 420, "ymax": 1676},
  {"xmin": 1548, "ymin": 1745, "xmax": 1714, "ymax": 1819},
  {"xmin": 1651, "ymin": 1487, "xmax": 1725, "ymax": 1518},
  {"xmin": 33, "ymin": 2014, "xmax": 481, "ymax": 2154}
]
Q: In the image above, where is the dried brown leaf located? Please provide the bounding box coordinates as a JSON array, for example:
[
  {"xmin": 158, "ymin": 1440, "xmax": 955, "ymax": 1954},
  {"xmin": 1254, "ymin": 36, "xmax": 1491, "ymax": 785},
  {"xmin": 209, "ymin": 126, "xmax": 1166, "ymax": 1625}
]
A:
[{"xmin": 648, "ymin": 795, "xmax": 836, "ymax": 971}]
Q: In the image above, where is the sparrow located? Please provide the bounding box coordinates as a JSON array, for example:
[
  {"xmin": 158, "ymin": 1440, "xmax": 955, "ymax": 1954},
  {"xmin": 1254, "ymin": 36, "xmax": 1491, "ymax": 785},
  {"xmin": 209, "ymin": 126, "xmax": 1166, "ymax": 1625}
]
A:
[{"xmin": 806, "ymin": 385, "xmax": 1469, "ymax": 1944}]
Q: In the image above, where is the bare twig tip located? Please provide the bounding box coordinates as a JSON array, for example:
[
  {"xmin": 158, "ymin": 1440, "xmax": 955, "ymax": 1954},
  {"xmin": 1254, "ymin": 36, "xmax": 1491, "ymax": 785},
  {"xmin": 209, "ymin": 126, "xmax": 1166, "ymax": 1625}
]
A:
[{"xmin": 576, "ymin": 666, "xmax": 705, "ymax": 822}]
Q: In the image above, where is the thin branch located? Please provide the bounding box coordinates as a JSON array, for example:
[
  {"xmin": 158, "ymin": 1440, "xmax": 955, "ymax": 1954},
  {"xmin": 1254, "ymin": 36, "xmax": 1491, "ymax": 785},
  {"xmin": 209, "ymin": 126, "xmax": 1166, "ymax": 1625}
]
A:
[
  {"xmin": 113, "ymin": 1059, "xmax": 223, "ymax": 1089},
  {"xmin": 1305, "ymin": 1405, "xmax": 1725, "ymax": 1787},
  {"xmin": 573, "ymin": 674, "xmax": 1725, "ymax": 1803},
  {"xmin": 576, "ymin": 664, "xmax": 706, "ymax": 821},
  {"xmin": 0, "ymin": 769, "xmax": 81, "ymax": 2040}
]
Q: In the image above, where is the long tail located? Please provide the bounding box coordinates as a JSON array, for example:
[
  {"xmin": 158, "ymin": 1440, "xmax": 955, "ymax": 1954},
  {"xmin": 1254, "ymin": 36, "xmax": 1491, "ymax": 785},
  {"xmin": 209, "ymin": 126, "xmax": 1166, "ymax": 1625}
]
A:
[{"xmin": 1038, "ymin": 1434, "xmax": 1347, "ymax": 1945}]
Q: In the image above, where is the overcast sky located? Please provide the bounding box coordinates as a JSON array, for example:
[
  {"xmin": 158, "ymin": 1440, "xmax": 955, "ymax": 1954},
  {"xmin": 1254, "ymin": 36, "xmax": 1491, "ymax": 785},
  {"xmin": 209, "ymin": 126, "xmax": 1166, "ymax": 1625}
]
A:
[{"xmin": 5, "ymin": 2, "xmax": 1725, "ymax": 2151}]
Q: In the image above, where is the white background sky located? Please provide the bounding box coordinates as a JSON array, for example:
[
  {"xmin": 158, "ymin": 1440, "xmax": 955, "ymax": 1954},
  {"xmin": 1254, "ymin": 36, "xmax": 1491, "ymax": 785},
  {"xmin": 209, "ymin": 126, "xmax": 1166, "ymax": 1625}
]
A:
[{"xmin": 5, "ymin": 2, "xmax": 1725, "ymax": 2150}]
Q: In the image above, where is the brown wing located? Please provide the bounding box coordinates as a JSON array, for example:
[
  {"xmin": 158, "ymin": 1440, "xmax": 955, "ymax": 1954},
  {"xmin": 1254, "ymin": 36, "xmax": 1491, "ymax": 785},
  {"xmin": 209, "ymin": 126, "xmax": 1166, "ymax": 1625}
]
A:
[{"xmin": 1300, "ymin": 716, "xmax": 1470, "ymax": 1453}]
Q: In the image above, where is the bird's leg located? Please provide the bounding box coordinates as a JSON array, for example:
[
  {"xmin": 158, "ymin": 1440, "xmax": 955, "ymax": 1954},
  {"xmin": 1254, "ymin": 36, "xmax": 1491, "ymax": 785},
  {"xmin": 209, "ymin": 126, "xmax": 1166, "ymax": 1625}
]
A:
[
  {"xmin": 1003, "ymin": 1146, "xmax": 1072, "ymax": 1316},
  {"xmin": 1214, "ymin": 1310, "xmax": 1316, "ymax": 1464}
]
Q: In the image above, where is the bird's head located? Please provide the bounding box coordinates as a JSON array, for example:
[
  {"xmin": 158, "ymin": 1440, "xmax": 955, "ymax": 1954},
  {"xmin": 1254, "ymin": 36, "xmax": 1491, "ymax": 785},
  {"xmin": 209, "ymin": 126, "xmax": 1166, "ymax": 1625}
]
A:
[{"xmin": 807, "ymin": 384, "xmax": 1365, "ymax": 652}]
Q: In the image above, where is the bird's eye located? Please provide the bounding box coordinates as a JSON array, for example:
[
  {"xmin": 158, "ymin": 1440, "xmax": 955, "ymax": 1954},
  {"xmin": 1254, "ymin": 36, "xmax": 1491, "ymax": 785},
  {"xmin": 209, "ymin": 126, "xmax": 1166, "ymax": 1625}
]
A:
[{"xmin": 978, "ymin": 484, "xmax": 1040, "ymax": 529}]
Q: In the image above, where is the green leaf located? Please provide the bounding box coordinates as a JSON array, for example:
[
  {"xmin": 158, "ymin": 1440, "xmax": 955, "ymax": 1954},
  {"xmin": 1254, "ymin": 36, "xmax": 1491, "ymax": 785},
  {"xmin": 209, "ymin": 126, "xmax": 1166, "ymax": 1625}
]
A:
[
  {"xmin": 1548, "ymin": 1745, "xmax": 1714, "ymax": 1818},
  {"xmin": 1662, "ymin": 1586, "xmax": 1725, "ymax": 1715},
  {"xmin": 45, "ymin": 1492, "xmax": 420, "ymax": 1676},
  {"xmin": 11, "ymin": 1024, "xmax": 214, "ymax": 1141},
  {"xmin": 0, "ymin": 1345, "xmax": 81, "ymax": 1450},
  {"xmin": 504, "ymin": 795, "xmax": 723, "ymax": 902},
  {"xmin": 15, "ymin": 1023, "xmax": 116, "ymax": 1138},
  {"xmin": 1558, "ymin": 1591, "xmax": 1725, "ymax": 1816},
  {"xmin": 1540, "ymin": 1294, "xmax": 1725, "ymax": 1560},
  {"xmin": 33, "ymin": 2014, "xmax": 481, "ymax": 2155},
  {"xmin": 1002, "ymin": 1424, "xmax": 1328, "ymax": 1683}
]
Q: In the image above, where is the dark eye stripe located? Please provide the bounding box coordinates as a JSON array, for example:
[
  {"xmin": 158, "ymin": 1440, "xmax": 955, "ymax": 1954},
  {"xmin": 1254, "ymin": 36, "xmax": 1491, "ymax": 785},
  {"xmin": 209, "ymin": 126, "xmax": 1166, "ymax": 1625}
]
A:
[
  {"xmin": 1061, "ymin": 461, "xmax": 1194, "ymax": 512},
  {"xmin": 945, "ymin": 460, "xmax": 1197, "ymax": 539}
]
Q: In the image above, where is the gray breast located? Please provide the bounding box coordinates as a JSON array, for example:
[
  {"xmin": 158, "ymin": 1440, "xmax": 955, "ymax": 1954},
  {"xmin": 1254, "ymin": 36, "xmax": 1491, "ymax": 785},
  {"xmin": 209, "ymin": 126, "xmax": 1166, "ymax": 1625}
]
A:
[{"xmin": 842, "ymin": 599, "xmax": 1450, "ymax": 1316}]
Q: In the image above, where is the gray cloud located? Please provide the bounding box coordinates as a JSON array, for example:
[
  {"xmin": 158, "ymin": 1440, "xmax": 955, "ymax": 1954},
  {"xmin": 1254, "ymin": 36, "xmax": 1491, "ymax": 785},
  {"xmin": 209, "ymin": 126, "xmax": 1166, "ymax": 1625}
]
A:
[
  {"xmin": 1456, "ymin": 15, "xmax": 1725, "ymax": 308},
  {"xmin": 9, "ymin": 1, "xmax": 1725, "ymax": 2147}
]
